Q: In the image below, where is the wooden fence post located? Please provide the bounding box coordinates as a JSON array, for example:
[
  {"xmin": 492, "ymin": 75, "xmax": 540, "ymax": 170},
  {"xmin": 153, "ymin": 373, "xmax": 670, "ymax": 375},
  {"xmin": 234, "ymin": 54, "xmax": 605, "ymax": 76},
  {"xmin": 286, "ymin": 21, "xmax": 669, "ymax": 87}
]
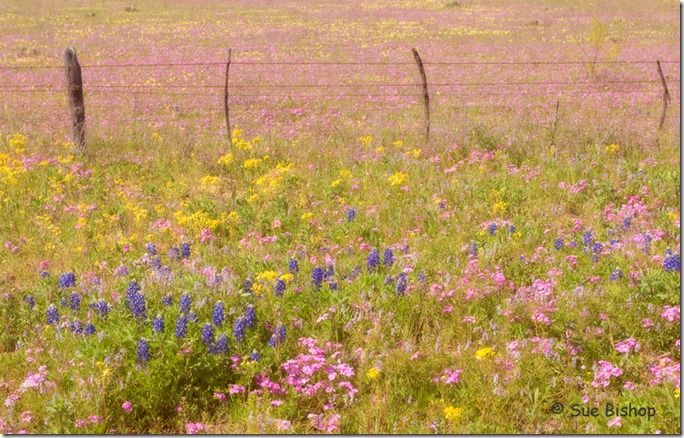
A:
[
  {"xmin": 656, "ymin": 60, "xmax": 670, "ymax": 132},
  {"xmin": 550, "ymin": 99, "xmax": 560, "ymax": 145},
  {"xmin": 411, "ymin": 48, "xmax": 430, "ymax": 142},
  {"xmin": 224, "ymin": 48, "xmax": 233, "ymax": 145},
  {"xmin": 64, "ymin": 47, "xmax": 85, "ymax": 150}
]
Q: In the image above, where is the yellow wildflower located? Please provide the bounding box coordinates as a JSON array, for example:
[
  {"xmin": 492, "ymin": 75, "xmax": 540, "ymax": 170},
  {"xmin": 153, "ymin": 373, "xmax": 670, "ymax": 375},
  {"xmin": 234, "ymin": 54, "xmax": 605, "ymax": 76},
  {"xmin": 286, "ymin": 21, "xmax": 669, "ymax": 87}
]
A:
[
  {"xmin": 393, "ymin": 139, "xmax": 404, "ymax": 149},
  {"xmin": 359, "ymin": 135, "xmax": 373, "ymax": 147},
  {"xmin": 443, "ymin": 405, "xmax": 463, "ymax": 422},
  {"xmin": 217, "ymin": 152, "xmax": 234, "ymax": 167},
  {"xmin": 256, "ymin": 271, "xmax": 279, "ymax": 283},
  {"xmin": 279, "ymin": 273, "xmax": 294, "ymax": 283},
  {"xmin": 605, "ymin": 143, "xmax": 620, "ymax": 155},
  {"xmin": 243, "ymin": 158, "xmax": 262, "ymax": 169},
  {"xmin": 408, "ymin": 148, "xmax": 422, "ymax": 158},
  {"xmin": 475, "ymin": 347, "xmax": 495, "ymax": 360},
  {"xmin": 8, "ymin": 133, "xmax": 26, "ymax": 150},
  {"xmin": 375, "ymin": 146, "xmax": 385, "ymax": 154},
  {"xmin": 366, "ymin": 367, "xmax": 381, "ymax": 380},
  {"xmin": 492, "ymin": 201, "xmax": 507, "ymax": 215},
  {"xmin": 388, "ymin": 171, "xmax": 408, "ymax": 186},
  {"xmin": 301, "ymin": 212, "xmax": 314, "ymax": 221}
]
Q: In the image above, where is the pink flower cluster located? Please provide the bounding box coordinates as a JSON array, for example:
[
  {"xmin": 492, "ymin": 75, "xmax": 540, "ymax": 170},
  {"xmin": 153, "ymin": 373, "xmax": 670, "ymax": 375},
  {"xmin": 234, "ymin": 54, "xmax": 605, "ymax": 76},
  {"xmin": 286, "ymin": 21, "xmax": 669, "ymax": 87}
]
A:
[
  {"xmin": 649, "ymin": 357, "xmax": 680, "ymax": 389},
  {"xmin": 434, "ymin": 367, "xmax": 463, "ymax": 385},
  {"xmin": 185, "ymin": 422, "xmax": 205, "ymax": 434},
  {"xmin": 591, "ymin": 360, "xmax": 623, "ymax": 389},
  {"xmin": 614, "ymin": 338, "xmax": 640, "ymax": 354}
]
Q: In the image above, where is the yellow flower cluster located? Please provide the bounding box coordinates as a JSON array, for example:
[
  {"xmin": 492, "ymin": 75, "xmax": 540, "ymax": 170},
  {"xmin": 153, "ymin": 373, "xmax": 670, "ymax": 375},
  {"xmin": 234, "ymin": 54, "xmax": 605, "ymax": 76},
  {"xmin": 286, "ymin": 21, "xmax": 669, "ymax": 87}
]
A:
[
  {"xmin": 475, "ymin": 346, "xmax": 495, "ymax": 360},
  {"xmin": 366, "ymin": 367, "xmax": 381, "ymax": 380},
  {"xmin": 443, "ymin": 405, "xmax": 463, "ymax": 422},
  {"xmin": 388, "ymin": 171, "xmax": 408, "ymax": 186},
  {"xmin": 604, "ymin": 143, "xmax": 620, "ymax": 155},
  {"xmin": 174, "ymin": 210, "xmax": 220, "ymax": 232}
]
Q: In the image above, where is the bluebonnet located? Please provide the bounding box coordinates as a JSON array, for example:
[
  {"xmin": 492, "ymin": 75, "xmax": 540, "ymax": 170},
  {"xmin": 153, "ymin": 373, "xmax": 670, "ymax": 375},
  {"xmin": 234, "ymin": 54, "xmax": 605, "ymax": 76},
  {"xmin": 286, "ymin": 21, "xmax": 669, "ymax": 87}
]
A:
[
  {"xmin": 179, "ymin": 293, "xmax": 191, "ymax": 314},
  {"xmin": 127, "ymin": 280, "xmax": 141, "ymax": 295},
  {"xmin": 210, "ymin": 334, "xmax": 229, "ymax": 354},
  {"xmin": 96, "ymin": 299, "xmax": 109, "ymax": 318},
  {"xmin": 145, "ymin": 242, "xmax": 157, "ymax": 255},
  {"xmin": 162, "ymin": 295, "xmax": 173, "ymax": 306},
  {"xmin": 468, "ymin": 242, "xmax": 478, "ymax": 257},
  {"xmin": 71, "ymin": 320, "xmax": 82, "ymax": 334},
  {"xmin": 276, "ymin": 324, "xmax": 286, "ymax": 342},
  {"xmin": 622, "ymin": 217, "xmax": 632, "ymax": 230},
  {"xmin": 324, "ymin": 265, "xmax": 335, "ymax": 279},
  {"xmin": 126, "ymin": 286, "xmax": 146, "ymax": 320},
  {"xmin": 417, "ymin": 272, "xmax": 426, "ymax": 282},
  {"xmin": 69, "ymin": 293, "xmax": 80, "ymax": 311},
  {"xmin": 244, "ymin": 305, "xmax": 256, "ymax": 328},
  {"xmin": 25, "ymin": 295, "xmax": 35, "ymax": 310},
  {"xmin": 201, "ymin": 323, "xmax": 214, "ymax": 346},
  {"xmin": 175, "ymin": 314, "xmax": 188, "ymax": 338},
  {"xmin": 311, "ymin": 267, "xmax": 324, "ymax": 289},
  {"xmin": 150, "ymin": 257, "xmax": 162, "ymax": 270},
  {"xmin": 242, "ymin": 279, "xmax": 253, "ymax": 294},
  {"xmin": 592, "ymin": 242, "xmax": 603, "ymax": 254},
  {"xmin": 383, "ymin": 248, "xmax": 394, "ymax": 267},
  {"xmin": 289, "ymin": 258, "xmax": 299, "ymax": 274},
  {"xmin": 152, "ymin": 316, "xmax": 164, "ymax": 333},
  {"xmin": 367, "ymin": 248, "xmax": 380, "ymax": 271},
  {"xmin": 268, "ymin": 333, "xmax": 278, "ymax": 347},
  {"xmin": 347, "ymin": 266, "xmax": 361, "ymax": 281},
  {"xmin": 583, "ymin": 231, "xmax": 593, "ymax": 247},
  {"xmin": 233, "ymin": 317, "xmax": 246, "ymax": 342},
  {"xmin": 212, "ymin": 301, "xmax": 225, "ymax": 326},
  {"xmin": 60, "ymin": 298, "xmax": 67, "ymax": 307},
  {"xmin": 554, "ymin": 238, "xmax": 564, "ymax": 250},
  {"xmin": 274, "ymin": 279, "xmax": 286, "ymax": 296},
  {"xmin": 384, "ymin": 275, "xmax": 394, "ymax": 285},
  {"xmin": 249, "ymin": 350, "xmax": 261, "ymax": 362},
  {"xmin": 610, "ymin": 269, "xmax": 623, "ymax": 281},
  {"xmin": 663, "ymin": 250, "xmax": 680, "ymax": 272},
  {"xmin": 188, "ymin": 311, "xmax": 198, "ymax": 323},
  {"xmin": 346, "ymin": 207, "xmax": 356, "ymax": 222},
  {"xmin": 168, "ymin": 246, "xmax": 180, "ymax": 260},
  {"xmin": 642, "ymin": 234, "xmax": 652, "ymax": 254},
  {"xmin": 59, "ymin": 272, "xmax": 76, "ymax": 288},
  {"xmin": 137, "ymin": 339, "xmax": 150, "ymax": 364},
  {"xmin": 46, "ymin": 304, "xmax": 59, "ymax": 325},
  {"xmin": 396, "ymin": 273, "xmax": 408, "ymax": 296},
  {"xmin": 329, "ymin": 281, "xmax": 338, "ymax": 290},
  {"xmin": 180, "ymin": 242, "xmax": 191, "ymax": 258},
  {"xmin": 487, "ymin": 223, "xmax": 498, "ymax": 236},
  {"xmin": 40, "ymin": 271, "xmax": 49, "ymax": 278},
  {"xmin": 508, "ymin": 224, "xmax": 516, "ymax": 234},
  {"xmin": 84, "ymin": 323, "xmax": 96, "ymax": 335}
]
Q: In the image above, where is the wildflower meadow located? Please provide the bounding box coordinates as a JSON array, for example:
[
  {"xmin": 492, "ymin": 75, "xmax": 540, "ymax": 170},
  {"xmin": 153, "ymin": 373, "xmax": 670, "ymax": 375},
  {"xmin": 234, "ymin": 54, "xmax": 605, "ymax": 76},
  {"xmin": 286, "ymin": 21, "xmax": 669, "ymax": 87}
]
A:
[{"xmin": 0, "ymin": 0, "xmax": 681, "ymax": 434}]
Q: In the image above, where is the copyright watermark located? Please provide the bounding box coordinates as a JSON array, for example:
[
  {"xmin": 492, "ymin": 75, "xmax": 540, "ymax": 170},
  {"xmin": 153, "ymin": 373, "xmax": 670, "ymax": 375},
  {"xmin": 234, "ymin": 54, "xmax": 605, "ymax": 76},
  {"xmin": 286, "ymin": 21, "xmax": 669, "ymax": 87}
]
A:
[{"xmin": 549, "ymin": 402, "xmax": 656, "ymax": 420}]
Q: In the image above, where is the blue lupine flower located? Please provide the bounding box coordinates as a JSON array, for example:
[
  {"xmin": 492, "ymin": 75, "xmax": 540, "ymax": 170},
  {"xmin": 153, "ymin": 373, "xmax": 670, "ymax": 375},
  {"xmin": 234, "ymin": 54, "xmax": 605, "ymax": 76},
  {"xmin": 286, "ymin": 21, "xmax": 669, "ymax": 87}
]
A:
[
  {"xmin": 347, "ymin": 207, "xmax": 356, "ymax": 222},
  {"xmin": 311, "ymin": 267, "xmax": 324, "ymax": 289},
  {"xmin": 383, "ymin": 248, "xmax": 394, "ymax": 267},
  {"xmin": 242, "ymin": 279, "xmax": 253, "ymax": 294},
  {"xmin": 396, "ymin": 273, "xmax": 408, "ymax": 296},
  {"xmin": 96, "ymin": 300, "xmax": 109, "ymax": 318},
  {"xmin": 71, "ymin": 320, "xmax": 82, "ymax": 334},
  {"xmin": 201, "ymin": 323, "xmax": 214, "ymax": 346},
  {"xmin": 384, "ymin": 275, "xmax": 394, "ymax": 285},
  {"xmin": 137, "ymin": 339, "xmax": 150, "ymax": 364},
  {"xmin": 347, "ymin": 266, "xmax": 361, "ymax": 281},
  {"xmin": 249, "ymin": 350, "xmax": 261, "ymax": 362},
  {"xmin": 150, "ymin": 257, "xmax": 162, "ymax": 270},
  {"xmin": 145, "ymin": 242, "xmax": 157, "ymax": 255},
  {"xmin": 244, "ymin": 305, "xmax": 256, "ymax": 328},
  {"xmin": 367, "ymin": 248, "xmax": 380, "ymax": 271},
  {"xmin": 69, "ymin": 293, "xmax": 80, "ymax": 311},
  {"xmin": 583, "ymin": 231, "xmax": 593, "ymax": 247},
  {"xmin": 25, "ymin": 295, "xmax": 35, "ymax": 310},
  {"xmin": 84, "ymin": 323, "xmax": 96, "ymax": 335},
  {"xmin": 274, "ymin": 279, "xmax": 286, "ymax": 296},
  {"xmin": 417, "ymin": 272, "xmax": 426, "ymax": 282},
  {"xmin": 610, "ymin": 269, "xmax": 623, "ymax": 281},
  {"xmin": 46, "ymin": 305, "xmax": 59, "ymax": 325},
  {"xmin": 179, "ymin": 293, "xmax": 191, "ymax": 314},
  {"xmin": 126, "ymin": 287, "xmax": 146, "ymax": 320},
  {"xmin": 267, "ymin": 323, "xmax": 287, "ymax": 346},
  {"xmin": 663, "ymin": 250, "xmax": 680, "ymax": 272},
  {"xmin": 58, "ymin": 272, "xmax": 76, "ymax": 288},
  {"xmin": 642, "ymin": 234, "xmax": 652, "ymax": 254},
  {"xmin": 127, "ymin": 280, "xmax": 141, "ymax": 295},
  {"xmin": 622, "ymin": 217, "xmax": 632, "ymax": 230},
  {"xmin": 213, "ymin": 301, "xmax": 225, "ymax": 326},
  {"xmin": 268, "ymin": 333, "xmax": 278, "ymax": 347},
  {"xmin": 468, "ymin": 242, "xmax": 478, "ymax": 258},
  {"xmin": 188, "ymin": 311, "xmax": 198, "ymax": 323},
  {"xmin": 488, "ymin": 223, "xmax": 498, "ymax": 236},
  {"xmin": 233, "ymin": 317, "xmax": 246, "ymax": 342},
  {"xmin": 180, "ymin": 242, "xmax": 191, "ymax": 258},
  {"xmin": 40, "ymin": 271, "xmax": 49, "ymax": 278},
  {"xmin": 168, "ymin": 246, "xmax": 181, "ymax": 260},
  {"xmin": 60, "ymin": 298, "xmax": 67, "ymax": 307},
  {"xmin": 162, "ymin": 295, "xmax": 173, "ymax": 306},
  {"xmin": 152, "ymin": 316, "xmax": 164, "ymax": 333},
  {"xmin": 174, "ymin": 314, "xmax": 188, "ymax": 338},
  {"xmin": 211, "ymin": 334, "xmax": 229, "ymax": 354},
  {"xmin": 592, "ymin": 242, "xmax": 603, "ymax": 254},
  {"xmin": 329, "ymin": 281, "xmax": 338, "ymax": 290},
  {"xmin": 289, "ymin": 258, "xmax": 299, "ymax": 274},
  {"xmin": 508, "ymin": 224, "xmax": 516, "ymax": 234},
  {"xmin": 324, "ymin": 265, "xmax": 335, "ymax": 279},
  {"xmin": 554, "ymin": 238, "xmax": 564, "ymax": 250}
]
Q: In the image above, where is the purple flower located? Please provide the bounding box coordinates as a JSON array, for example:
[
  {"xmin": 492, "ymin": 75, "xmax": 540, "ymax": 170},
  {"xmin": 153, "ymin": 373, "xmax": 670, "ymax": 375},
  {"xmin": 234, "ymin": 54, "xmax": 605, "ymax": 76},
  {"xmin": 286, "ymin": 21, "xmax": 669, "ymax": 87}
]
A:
[
  {"xmin": 212, "ymin": 301, "xmax": 225, "ymax": 326},
  {"xmin": 367, "ymin": 248, "xmax": 380, "ymax": 271},
  {"xmin": 274, "ymin": 279, "xmax": 286, "ymax": 296},
  {"xmin": 137, "ymin": 339, "xmax": 150, "ymax": 364},
  {"xmin": 312, "ymin": 267, "xmax": 324, "ymax": 289},
  {"xmin": 69, "ymin": 293, "xmax": 81, "ymax": 311},
  {"xmin": 289, "ymin": 258, "xmax": 299, "ymax": 274},
  {"xmin": 175, "ymin": 314, "xmax": 188, "ymax": 338},
  {"xmin": 46, "ymin": 304, "xmax": 59, "ymax": 324},
  {"xmin": 201, "ymin": 323, "xmax": 214, "ymax": 346},
  {"xmin": 487, "ymin": 223, "xmax": 498, "ymax": 236},
  {"xmin": 58, "ymin": 272, "xmax": 76, "ymax": 288},
  {"xmin": 152, "ymin": 316, "xmax": 164, "ymax": 333},
  {"xmin": 179, "ymin": 293, "xmax": 191, "ymax": 314},
  {"xmin": 554, "ymin": 238, "xmax": 564, "ymax": 250},
  {"xmin": 346, "ymin": 207, "xmax": 356, "ymax": 222},
  {"xmin": 383, "ymin": 248, "xmax": 394, "ymax": 267},
  {"xmin": 663, "ymin": 250, "xmax": 680, "ymax": 272}
]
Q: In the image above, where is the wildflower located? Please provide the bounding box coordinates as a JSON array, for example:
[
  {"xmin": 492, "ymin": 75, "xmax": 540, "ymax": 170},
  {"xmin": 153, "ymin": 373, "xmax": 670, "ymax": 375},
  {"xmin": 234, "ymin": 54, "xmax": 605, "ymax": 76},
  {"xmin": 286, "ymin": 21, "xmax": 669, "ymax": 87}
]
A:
[
  {"xmin": 312, "ymin": 267, "xmax": 325, "ymax": 289},
  {"xmin": 366, "ymin": 367, "xmax": 381, "ymax": 380},
  {"xmin": 58, "ymin": 272, "xmax": 76, "ymax": 288},
  {"xmin": 244, "ymin": 305, "xmax": 256, "ymax": 328},
  {"xmin": 25, "ymin": 295, "xmax": 35, "ymax": 310},
  {"xmin": 475, "ymin": 347, "xmax": 495, "ymax": 360},
  {"xmin": 346, "ymin": 207, "xmax": 356, "ymax": 222},
  {"xmin": 229, "ymin": 384, "xmax": 245, "ymax": 394},
  {"xmin": 663, "ymin": 250, "xmax": 680, "ymax": 272},
  {"xmin": 46, "ymin": 305, "xmax": 59, "ymax": 325},
  {"xmin": 217, "ymin": 152, "xmax": 234, "ymax": 167},
  {"xmin": 591, "ymin": 360, "xmax": 622, "ymax": 388},
  {"xmin": 367, "ymin": 248, "xmax": 380, "ymax": 271},
  {"xmin": 180, "ymin": 242, "xmax": 191, "ymax": 258},
  {"xmin": 175, "ymin": 314, "xmax": 189, "ymax": 338},
  {"xmin": 242, "ymin": 278, "xmax": 253, "ymax": 294},
  {"xmin": 440, "ymin": 368, "xmax": 463, "ymax": 385},
  {"xmin": 607, "ymin": 416, "xmax": 622, "ymax": 428},
  {"xmin": 201, "ymin": 323, "xmax": 214, "ymax": 346},
  {"xmin": 443, "ymin": 405, "xmax": 463, "ymax": 422},
  {"xmin": 233, "ymin": 317, "xmax": 246, "ymax": 342},
  {"xmin": 289, "ymin": 258, "xmax": 299, "ymax": 274},
  {"xmin": 69, "ymin": 293, "xmax": 80, "ymax": 310},
  {"xmin": 71, "ymin": 320, "xmax": 82, "ymax": 334},
  {"xmin": 249, "ymin": 350, "xmax": 261, "ymax": 361},
  {"xmin": 661, "ymin": 305, "xmax": 679, "ymax": 322},
  {"xmin": 84, "ymin": 323, "xmax": 96, "ymax": 335},
  {"xmin": 274, "ymin": 278, "xmax": 286, "ymax": 296},
  {"xmin": 605, "ymin": 143, "xmax": 620, "ymax": 155},
  {"xmin": 488, "ymin": 223, "xmax": 497, "ymax": 236},
  {"xmin": 162, "ymin": 295, "xmax": 173, "ymax": 306},
  {"xmin": 554, "ymin": 237, "xmax": 564, "ymax": 250},
  {"xmin": 95, "ymin": 300, "xmax": 109, "ymax": 318},
  {"xmin": 137, "ymin": 339, "xmax": 150, "ymax": 364},
  {"xmin": 210, "ymin": 334, "xmax": 229, "ymax": 355},
  {"xmin": 583, "ymin": 231, "xmax": 593, "ymax": 246},
  {"xmin": 614, "ymin": 338, "xmax": 639, "ymax": 354},
  {"xmin": 122, "ymin": 401, "xmax": 133, "ymax": 413},
  {"xmin": 396, "ymin": 273, "xmax": 408, "ymax": 296},
  {"xmin": 152, "ymin": 316, "xmax": 164, "ymax": 333},
  {"xmin": 179, "ymin": 293, "xmax": 191, "ymax": 314},
  {"xmin": 468, "ymin": 242, "xmax": 478, "ymax": 257},
  {"xmin": 185, "ymin": 422, "xmax": 205, "ymax": 435},
  {"xmin": 388, "ymin": 171, "xmax": 408, "ymax": 186},
  {"xmin": 609, "ymin": 269, "xmax": 623, "ymax": 281},
  {"xmin": 492, "ymin": 201, "xmax": 507, "ymax": 215},
  {"xmin": 212, "ymin": 302, "xmax": 225, "ymax": 326},
  {"xmin": 126, "ymin": 286, "xmax": 146, "ymax": 320},
  {"xmin": 145, "ymin": 242, "xmax": 157, "ymax": 255},
  {"xmin": 383, "ymin": 248, "xmax": 394, "ymax": 267}
]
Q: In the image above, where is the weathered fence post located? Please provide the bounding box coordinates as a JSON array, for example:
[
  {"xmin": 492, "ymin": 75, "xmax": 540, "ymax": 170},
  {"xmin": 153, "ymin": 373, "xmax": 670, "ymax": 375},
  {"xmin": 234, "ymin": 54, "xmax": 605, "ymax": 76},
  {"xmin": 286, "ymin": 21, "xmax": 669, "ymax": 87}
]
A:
[
  {"xmin": 64, "ymin": 47, "xmax": 85, "ymax": 150},
  {"xmin": 411, "ymin": 48, "xmax": 430, "ymax": 142},
  {"xmin": 550, "ymin": 99, "xmax": 560, "ymax": 145},
  {"xmin": 224, "ymin": 48, "xmax": 233, "ymax": 145},
  {"xmin": 656, "ymin": 60, "xmax": 670, "ymax": 132}
]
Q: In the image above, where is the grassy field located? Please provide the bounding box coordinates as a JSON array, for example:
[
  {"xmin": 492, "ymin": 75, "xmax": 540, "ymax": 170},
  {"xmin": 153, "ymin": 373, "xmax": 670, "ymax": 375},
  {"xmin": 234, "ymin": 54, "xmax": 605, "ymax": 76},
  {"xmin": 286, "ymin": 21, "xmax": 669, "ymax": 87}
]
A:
[{"xmin": 0, "ymin": 0, "xmax": 680, "ymax": 434}]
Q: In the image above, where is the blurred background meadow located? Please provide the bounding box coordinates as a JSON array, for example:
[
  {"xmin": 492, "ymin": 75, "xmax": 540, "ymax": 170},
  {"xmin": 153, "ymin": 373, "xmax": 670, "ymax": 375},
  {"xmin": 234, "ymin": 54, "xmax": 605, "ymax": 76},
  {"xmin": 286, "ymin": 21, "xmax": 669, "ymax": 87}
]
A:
[{"xmin": 0, "ymin": 0, "xmax": 680, "ymax": 434}]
